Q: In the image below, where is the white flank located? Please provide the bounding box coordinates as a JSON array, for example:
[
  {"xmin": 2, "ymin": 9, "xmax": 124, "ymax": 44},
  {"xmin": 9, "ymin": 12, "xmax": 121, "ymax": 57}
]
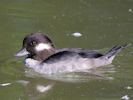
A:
[
  {"xmin": 25, "ymin": 58, "xmax": 40, "ymax": 68},
  {"xmin": 35, "ymin": 43, "xmax": 51, "ymax": 52}
]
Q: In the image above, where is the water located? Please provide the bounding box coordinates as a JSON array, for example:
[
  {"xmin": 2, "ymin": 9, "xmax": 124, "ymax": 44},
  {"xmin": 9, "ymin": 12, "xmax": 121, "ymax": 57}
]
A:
[{"xmin": 0, "ymin": 0, "xmax": 133, "ymax": 100}]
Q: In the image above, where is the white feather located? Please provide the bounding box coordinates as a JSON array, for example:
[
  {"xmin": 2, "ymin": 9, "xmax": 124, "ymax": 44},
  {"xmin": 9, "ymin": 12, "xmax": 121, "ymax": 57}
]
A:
[{"xmin": 35, "ymin": 43, "xmax": 51, "ymax": 51}]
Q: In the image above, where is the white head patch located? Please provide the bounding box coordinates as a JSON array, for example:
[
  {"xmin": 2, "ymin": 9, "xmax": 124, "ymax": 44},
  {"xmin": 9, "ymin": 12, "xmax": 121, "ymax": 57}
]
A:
[{"xmin": 35, "ymin": 43, "xmax": 51, "ymax": 52}]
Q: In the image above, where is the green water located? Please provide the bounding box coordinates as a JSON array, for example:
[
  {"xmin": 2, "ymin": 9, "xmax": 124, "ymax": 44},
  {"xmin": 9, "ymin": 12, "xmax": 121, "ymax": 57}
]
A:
[{"xmin": 0, "ymin": 0, "xmax": 133, "ymax": 100}]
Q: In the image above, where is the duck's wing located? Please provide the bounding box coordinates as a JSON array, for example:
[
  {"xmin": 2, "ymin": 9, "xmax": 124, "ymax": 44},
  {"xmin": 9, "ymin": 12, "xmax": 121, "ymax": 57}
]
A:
[
  {"xmin": 43, "ymin": 48, "xmax": 103, "ymax": 64},
  {"xmin": 58, "ymin": 48, "xmax": 103, "ymax": 58}
]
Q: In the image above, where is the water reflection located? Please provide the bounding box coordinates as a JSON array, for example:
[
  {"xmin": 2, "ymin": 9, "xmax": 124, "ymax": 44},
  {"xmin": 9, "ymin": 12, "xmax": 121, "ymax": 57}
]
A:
[
  {"xmin": 16, "ymin": 79, "xmax": 54, "ymax": 100},
  {"xmin": 12, "ymin": 64, "xmax": 115, "ymax": 100}
]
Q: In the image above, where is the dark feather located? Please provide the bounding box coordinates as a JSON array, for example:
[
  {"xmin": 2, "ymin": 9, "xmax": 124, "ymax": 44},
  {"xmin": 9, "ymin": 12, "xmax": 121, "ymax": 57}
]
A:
[{"xmin": 43, "ymin": 48, "xmax": 103, "ymax": 64}]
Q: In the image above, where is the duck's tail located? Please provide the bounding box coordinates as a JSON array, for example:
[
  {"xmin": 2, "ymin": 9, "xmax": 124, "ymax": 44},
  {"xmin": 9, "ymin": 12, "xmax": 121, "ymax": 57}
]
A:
[{"xmin": 103, "ymin": 44, "xmax": 131, "ymax": 59}]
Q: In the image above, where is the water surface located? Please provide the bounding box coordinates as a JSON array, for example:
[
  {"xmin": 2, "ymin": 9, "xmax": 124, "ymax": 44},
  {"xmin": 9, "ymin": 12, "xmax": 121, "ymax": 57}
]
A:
[{"xmin": 0, "ymin": 0, "xmax": 133, "ymax": 100}]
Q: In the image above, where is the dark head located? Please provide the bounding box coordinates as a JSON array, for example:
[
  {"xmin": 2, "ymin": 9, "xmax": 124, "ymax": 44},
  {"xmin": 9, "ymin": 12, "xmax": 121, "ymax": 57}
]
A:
[{"xmin": 15, "ymin": 33, "xmax": 56, "ymax": 61}]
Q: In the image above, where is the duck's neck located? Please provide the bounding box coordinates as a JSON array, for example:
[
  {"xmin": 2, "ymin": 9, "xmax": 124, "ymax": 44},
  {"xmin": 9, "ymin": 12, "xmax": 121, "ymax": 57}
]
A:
[{"xmin": 28, "ymin": 49, "xmax": 55, "ymax": 61}]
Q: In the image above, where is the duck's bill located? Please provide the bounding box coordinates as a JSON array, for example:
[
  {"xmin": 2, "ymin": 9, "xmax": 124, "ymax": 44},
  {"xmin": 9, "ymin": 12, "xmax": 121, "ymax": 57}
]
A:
[{"xmin": 15, "ymin": 48, "xmax": 29, "ymax": 57}]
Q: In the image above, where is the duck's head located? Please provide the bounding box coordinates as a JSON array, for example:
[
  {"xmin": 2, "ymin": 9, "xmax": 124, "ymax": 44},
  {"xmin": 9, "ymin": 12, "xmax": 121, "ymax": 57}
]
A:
[{"xmin": 15, "ymin": 33, "xmax": 55, "ymax": 61}]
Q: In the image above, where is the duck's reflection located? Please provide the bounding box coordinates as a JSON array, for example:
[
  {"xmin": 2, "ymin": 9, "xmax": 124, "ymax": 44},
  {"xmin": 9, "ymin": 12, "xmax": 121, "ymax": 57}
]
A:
[
  {"xmin": 16, "ymin": 78, "xmax": 54, "ymax": 100},
  {"xmin": 16, "ymin": 64, "xmax": 115, "ymax": 100}
]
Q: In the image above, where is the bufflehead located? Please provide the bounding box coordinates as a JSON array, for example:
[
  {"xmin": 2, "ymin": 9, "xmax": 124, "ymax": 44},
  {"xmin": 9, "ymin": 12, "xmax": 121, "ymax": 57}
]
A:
[{"xmin": 15, "ymin": 33, "xmax": 128, "ymax": 74}]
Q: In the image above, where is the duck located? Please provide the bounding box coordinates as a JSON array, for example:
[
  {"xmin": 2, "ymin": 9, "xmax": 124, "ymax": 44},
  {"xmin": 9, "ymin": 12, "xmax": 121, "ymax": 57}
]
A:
[{"xmin": 15, "ymin": 33, "xmax": 128, "ymax": 74}]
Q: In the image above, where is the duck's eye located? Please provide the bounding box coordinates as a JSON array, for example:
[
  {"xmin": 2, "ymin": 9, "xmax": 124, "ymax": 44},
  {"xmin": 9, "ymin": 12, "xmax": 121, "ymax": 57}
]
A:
[{"xmin": 30, "ymin": 41, "xmax": 37, "ymax": 46}]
